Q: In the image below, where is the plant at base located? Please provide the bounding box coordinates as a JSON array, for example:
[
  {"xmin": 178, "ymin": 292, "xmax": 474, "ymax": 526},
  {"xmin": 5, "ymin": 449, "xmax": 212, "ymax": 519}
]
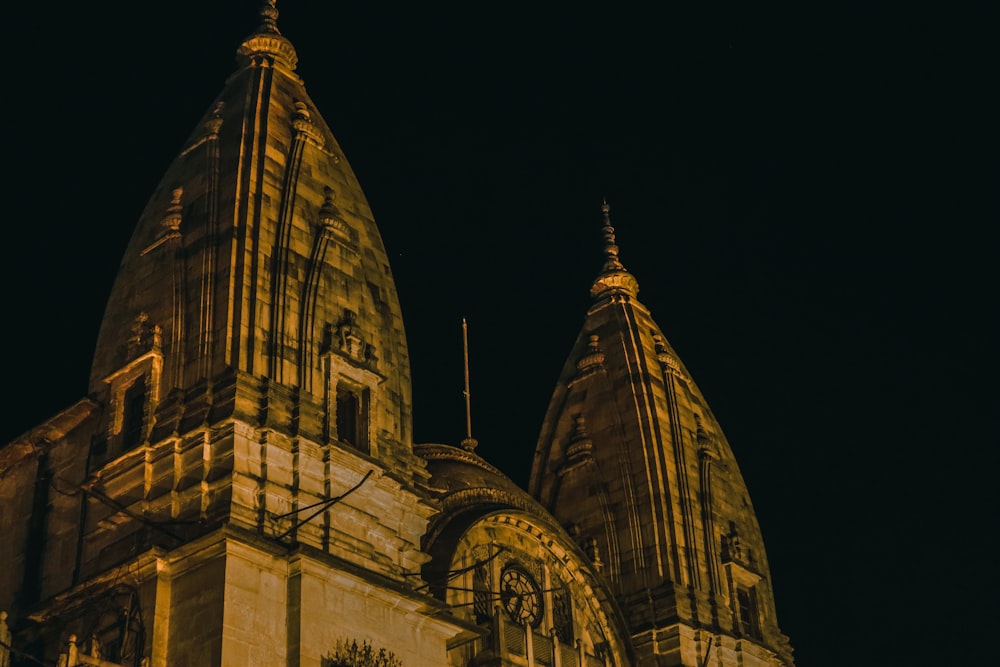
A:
[{"xmin": 323, "ymin": 638, "xmax": 403, "ymax": 667}]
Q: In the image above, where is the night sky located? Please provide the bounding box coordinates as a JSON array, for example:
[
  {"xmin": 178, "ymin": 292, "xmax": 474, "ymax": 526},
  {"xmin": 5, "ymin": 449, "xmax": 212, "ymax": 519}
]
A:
[{"xmin": 5, "ymin": 2, "xmax": 996, "ymax": 665}]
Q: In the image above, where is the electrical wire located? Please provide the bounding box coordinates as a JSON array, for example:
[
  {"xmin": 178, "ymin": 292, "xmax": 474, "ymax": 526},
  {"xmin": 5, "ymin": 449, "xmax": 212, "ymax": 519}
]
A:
[{"xmin": 272, "ymin": 469, "xmax": 374, "ymax": 542}]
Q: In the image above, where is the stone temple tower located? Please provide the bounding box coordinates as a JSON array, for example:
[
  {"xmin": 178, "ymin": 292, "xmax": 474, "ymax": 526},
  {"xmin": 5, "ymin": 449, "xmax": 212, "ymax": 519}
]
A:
[
  {"xmin": 530, "ymin": 203, "xmax": 795, "ymax": 666},
  {"xmin": 0, "ymin": 4, "xmax": 794, "ymax": 667},
  {"xmin": 1, "ymin": 4, "xmax": 456, "ymax": 665}
]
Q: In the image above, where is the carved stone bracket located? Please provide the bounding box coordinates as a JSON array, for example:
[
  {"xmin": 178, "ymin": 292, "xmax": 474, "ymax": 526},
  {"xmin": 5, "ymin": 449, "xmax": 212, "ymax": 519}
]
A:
[
  {"xmin": 721, "ymin": 521, "xmax": 757, "ymax": 573},
  {"xmin": 326, "ymin": 309, "xmax": 378, "ymax": 369},
  {"xmin": 125, "ymin": 313, "xmax": 162, "ymax": 362}
]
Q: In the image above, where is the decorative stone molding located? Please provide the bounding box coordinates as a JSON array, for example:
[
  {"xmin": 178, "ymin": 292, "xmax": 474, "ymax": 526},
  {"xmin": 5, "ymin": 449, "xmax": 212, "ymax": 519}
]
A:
[
  {"xmin": 318, "ymin": 187, "xmax": 357, "ymax": 248},
  {"xmin": 237, "ymin": 16, "xmax": 299, "ymax": 73},
  {"xmin": 124, "ymin": 313, "xmax": 162, "ymax": 363},
  {"xmin": 585, "ymin": 536, "xmax": 604, "ymax": 572},
  {"xmin": 180, "ymin": 102, "xmax": 225, "ymax": 156},
  {"xmin": 654, "ymin": 335, "xmax": 684, "ymax": 378},
  {"xmin": 292, "ymin": 101, "xmax": 326, "ymax": 151},
  {"xmin": 330, "ymin": 309, "xmax": 378, "ymax": 369},
  {"xmin": 695, "ymin": 414, "xmax": 720, "ymax": 462},
  {"xmin": 203, "ymin": 101, "xmax": 225, "ymax": 136},
  {"xmin": 590, "ymin": 271, "xmax": 639, "ymax": 300},
  {"xmin": 576, "ymin": 335, "xmax": 605, "ymax": 373},
  {"xmin": 721, "ymin": 522, "xmax": 757, "ymax": 574},
  {"xmin": 140, "ymin": 189, "xmax": 184, "ymax": 255},
  {"xmin": 558, "ymin": 415, "xmax": 594, "ymax": 475},
  {"xmin": 569, "ymin": 335, "xmax": 604, "ymax": 386},
  {"xmin": 161, "ymin": 187, "xmax": 183, "ymax": 233}
]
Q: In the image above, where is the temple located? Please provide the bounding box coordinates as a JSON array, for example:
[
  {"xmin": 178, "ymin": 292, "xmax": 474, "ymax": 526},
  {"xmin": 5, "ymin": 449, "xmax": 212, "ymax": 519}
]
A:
[{"xmin": 0, "ymin": 4, "xmax": 793, "ymax": 666}]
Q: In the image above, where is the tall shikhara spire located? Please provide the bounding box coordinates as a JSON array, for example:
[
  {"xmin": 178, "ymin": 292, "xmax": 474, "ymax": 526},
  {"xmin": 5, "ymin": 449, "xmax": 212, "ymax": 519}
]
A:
[
  {"xmin": 531, "ymin": 202, "xmax": 794, "ymax": 666},
  {"xmin": 89, "ymin": 0, "xmax": 414, "ymax": 452}
]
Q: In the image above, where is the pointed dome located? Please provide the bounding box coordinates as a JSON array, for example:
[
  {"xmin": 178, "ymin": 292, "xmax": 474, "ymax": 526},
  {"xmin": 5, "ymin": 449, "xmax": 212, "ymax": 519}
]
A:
[
  {"xmin": 89, "ymin": 1, "xmax": 415, "ymax": 461},
  {"xmin": 530, "ymin": 203, "xmax": 794, "ymax": 665}
]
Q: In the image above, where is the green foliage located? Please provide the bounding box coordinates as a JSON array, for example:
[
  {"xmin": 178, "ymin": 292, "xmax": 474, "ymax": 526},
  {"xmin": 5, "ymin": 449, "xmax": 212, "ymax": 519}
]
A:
[{"xmin": 323, "ymin": 638, "xmax": 403, "ymax": 667}]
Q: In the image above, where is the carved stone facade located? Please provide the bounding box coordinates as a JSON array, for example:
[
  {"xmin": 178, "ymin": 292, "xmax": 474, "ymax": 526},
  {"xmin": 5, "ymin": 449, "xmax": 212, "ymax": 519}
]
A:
[{"xmin": 0, "ymin": 4, "xmax": 793, "ymax": 667}]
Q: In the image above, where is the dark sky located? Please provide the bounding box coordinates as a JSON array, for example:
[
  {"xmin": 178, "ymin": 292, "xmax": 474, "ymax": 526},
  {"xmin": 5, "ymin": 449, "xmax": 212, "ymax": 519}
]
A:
[{"xmin": 5, "ymin": 2, "xmax": 997, "ymax": 665}]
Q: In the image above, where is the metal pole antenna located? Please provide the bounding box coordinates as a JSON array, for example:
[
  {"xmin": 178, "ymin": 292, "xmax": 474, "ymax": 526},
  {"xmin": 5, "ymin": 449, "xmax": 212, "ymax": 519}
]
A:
[{"xmin": 461, "ymin": 317, "xmax": 478, "ymax": 451}]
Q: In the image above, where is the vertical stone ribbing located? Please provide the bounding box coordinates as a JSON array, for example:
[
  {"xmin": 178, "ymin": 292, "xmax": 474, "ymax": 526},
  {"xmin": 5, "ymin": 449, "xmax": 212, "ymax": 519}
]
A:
[
  {"xmin": 198, "ymin": 103, "xmax": 224, "ymax": 381},
  {"xmin": 267, "ymin": 102, "xmax": 312, "ymax": 384},
  {"xmin": 614, "ymin": 299, "xmax": 678, "ymax": 588},
  {"xmin": 663, "ymin": 368, "xmax": 700, "ymax": 590},
  {"xmin": 698, "ymin": 445, "xmax": 719, "ymax": 595},
  {"xmin": 229, "ymin": 60, "xmax": 272, "ymax": 373},
  {"xmin": 297, "ymin": 220, "xmax": 333, "ymax": 393},
  {"xmin": 168, "ymin": 230, "xmax": 186, "ymax": 391}
]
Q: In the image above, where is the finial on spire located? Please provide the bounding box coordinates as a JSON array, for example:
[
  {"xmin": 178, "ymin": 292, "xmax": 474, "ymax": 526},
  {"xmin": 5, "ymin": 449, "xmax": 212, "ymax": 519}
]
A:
[
  {"xmin": 589, "ymin": 198, "xmax": 640, "ymax": 300},
  {"xmin": 258, "ymin": 0, "xmax": 281, "ymax": 34},
  {"xmin": 599, "ymin": 199, "xmax": 625, "ymax": 273},
  {"xmin": 237, "ymin": 0, "xmax": 297, "ymax": 71}
]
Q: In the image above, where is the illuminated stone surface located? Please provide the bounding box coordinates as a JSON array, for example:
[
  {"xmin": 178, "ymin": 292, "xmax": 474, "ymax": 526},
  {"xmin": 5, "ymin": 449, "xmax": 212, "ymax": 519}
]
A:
[{"xmin": 0, "ymin": 4, "xmax": 793, "ymax": 667}]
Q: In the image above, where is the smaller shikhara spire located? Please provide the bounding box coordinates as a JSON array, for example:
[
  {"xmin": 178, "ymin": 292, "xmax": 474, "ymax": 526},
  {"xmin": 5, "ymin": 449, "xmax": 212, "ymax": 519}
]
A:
[
  {"xmin": 237, "ymin": 0, "xmax": 298, "ymax": 71},
  {"xmin": 590, "ymin": 199, "xmax": 639, "ymax": 300}
]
